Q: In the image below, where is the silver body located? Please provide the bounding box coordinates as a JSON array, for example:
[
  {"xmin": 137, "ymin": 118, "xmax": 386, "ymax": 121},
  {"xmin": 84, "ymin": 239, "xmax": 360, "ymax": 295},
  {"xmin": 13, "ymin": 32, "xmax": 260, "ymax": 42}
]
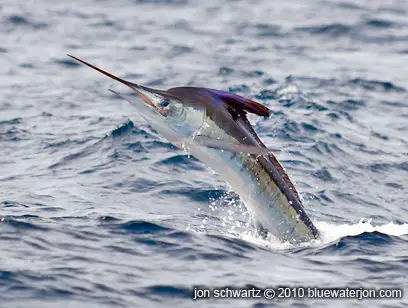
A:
[
  {"xmin": 186, "ymin": 117, "xmax": 316, "ymax": 243},
  {"xmin": 124, "ymin": 91, "xmax": 317, "ymax": 243}
]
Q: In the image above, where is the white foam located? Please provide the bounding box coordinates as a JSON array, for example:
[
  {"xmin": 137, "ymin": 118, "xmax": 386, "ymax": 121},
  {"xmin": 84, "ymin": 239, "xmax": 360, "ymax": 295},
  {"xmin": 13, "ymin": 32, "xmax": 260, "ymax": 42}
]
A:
[
  {"xmin": 316, "ymin": 219, "xmax": 408, "ymax": 243},
  {"xmin": 236, "ymin": 218, "xmax": 408, "ymax": 251}
]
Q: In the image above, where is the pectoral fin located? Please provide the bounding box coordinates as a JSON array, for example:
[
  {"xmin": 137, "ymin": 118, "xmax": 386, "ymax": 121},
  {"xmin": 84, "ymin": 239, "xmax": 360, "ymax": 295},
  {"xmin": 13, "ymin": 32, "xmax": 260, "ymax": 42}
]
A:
[{"xmin": 187, "ymin": 136, "xmax": 281, "ymax": 155}]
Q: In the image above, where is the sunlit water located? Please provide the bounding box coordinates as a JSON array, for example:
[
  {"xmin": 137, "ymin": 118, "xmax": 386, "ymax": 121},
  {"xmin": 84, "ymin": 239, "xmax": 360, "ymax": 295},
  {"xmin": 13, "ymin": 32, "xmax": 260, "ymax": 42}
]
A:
[{"xmin": 1, "ymin": 0, "xmax": 407, "ymax": 307}]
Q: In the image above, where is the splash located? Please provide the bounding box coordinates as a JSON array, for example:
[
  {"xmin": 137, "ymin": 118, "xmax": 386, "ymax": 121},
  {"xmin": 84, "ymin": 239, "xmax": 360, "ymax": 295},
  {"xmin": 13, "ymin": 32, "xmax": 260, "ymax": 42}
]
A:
[
  {"xmin": 238, "ymin": 218, "xmax": 408, "ymax": 251},
  {"xmin": 188, "ymin": 190, "xmax": 408, "ymax": 250}
]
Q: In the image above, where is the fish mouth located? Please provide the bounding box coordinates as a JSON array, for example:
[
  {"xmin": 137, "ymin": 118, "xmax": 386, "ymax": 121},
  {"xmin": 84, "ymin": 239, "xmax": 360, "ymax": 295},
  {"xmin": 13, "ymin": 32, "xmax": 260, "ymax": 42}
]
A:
[
  {"xmin": 67, "ymin": 54, "xmax": 164, "ymax": 113},
  {"xmin": 131, "ymin": 86, "xmax": 161, "ymax": 113}
]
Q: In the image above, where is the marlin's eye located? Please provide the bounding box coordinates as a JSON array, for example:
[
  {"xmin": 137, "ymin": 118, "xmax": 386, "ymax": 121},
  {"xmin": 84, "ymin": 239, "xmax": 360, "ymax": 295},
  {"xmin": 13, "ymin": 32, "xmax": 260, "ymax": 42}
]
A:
[{"xmin": 160, "ymin": 100, "xmax": 170, "ymax": 107}]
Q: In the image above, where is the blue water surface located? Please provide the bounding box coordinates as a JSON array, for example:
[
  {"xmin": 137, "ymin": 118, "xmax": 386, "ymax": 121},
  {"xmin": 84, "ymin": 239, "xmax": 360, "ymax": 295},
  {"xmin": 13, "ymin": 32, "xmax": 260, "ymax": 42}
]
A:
[{"xmin": 1, "ymin": 0, "xmax": 408, "ymax": 307}]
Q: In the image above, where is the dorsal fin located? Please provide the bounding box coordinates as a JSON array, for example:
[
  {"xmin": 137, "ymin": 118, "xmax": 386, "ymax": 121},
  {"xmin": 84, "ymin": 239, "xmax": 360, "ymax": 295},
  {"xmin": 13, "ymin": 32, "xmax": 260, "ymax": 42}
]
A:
[
  {"xmin": 267, "ymin": 152, "xmax": 302, "ymax": 202},
  {"xmin": 206, "ymin": 89, "xmax": 270, "ymax": 117}
]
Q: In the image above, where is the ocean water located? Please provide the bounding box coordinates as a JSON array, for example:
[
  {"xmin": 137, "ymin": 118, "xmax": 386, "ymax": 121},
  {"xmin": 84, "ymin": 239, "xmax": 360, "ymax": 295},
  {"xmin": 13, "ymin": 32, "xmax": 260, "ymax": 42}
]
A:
[{"xmin": 1, "ymin": 0, "xmax": 407, "ymax": 307}]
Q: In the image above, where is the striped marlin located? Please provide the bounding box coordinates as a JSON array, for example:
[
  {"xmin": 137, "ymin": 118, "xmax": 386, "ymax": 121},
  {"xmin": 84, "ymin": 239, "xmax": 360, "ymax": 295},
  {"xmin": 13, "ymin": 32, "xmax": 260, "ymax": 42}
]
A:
[{"xmin": 68, "ymin": 55, "xmax": 319, "ymax": 243}]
